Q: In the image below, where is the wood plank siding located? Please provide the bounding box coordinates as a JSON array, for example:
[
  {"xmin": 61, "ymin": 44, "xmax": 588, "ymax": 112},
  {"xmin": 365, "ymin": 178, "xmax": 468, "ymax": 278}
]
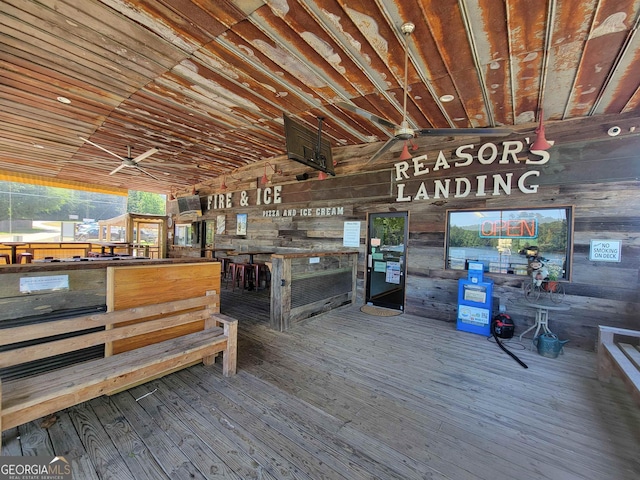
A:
[
  {"xmin": 3, "ymin": 288, "xmax": 639, "ymax": 479},
  {"xmin": 170, "ymin": 122, "xmax": 640, "ymax": 350}
]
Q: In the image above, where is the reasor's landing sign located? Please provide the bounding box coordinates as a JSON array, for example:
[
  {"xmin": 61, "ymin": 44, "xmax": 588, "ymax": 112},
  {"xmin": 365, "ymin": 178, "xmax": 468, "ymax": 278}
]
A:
[
  {"xmin": 393, "ymin": 139, "xmax": 549, "ymax": 202},
  {"xmin": 589, "ymin": 240, "xmax": 621, "ymax": 262}
]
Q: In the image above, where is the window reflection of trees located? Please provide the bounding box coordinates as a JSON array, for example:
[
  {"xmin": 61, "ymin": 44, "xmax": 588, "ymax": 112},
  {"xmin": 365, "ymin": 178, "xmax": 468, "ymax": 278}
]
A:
[{"xmin": 446, "ymin": 208, "xmax": 571, "ymax": 278}]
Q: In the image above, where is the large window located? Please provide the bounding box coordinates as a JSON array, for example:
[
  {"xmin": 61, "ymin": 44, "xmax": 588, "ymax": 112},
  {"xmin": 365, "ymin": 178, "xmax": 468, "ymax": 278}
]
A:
[{"xmin": 446, "ymin": 207, "xmax": 572, "ymax": 279}]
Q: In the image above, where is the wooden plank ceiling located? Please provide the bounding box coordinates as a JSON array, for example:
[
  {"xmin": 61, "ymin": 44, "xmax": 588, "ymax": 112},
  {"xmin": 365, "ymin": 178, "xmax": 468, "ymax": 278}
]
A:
[{"xmin": 1, "ymin": 0, "xmax": 639, "ymax": 194}]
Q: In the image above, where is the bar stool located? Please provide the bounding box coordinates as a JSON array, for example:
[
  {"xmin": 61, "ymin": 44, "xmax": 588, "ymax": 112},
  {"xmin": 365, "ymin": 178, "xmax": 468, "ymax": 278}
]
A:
[
  {"xmin": 16, "ymin": 252, "xmax": 33, "ymax": 263},
  {"xmin": 250, "ymin": 263, "xmax": 268, "ymax": 291},
  {"xmin": 227, "ymin": 263, "xmax": 251, "ymax": 291},
  {"xmin": 264, "ymin": 261, "xmax": 272, "ymax": 289},
  {"xmin": 224, "ymin": 261, "xmax": 237, "ymax": 288},
  {"xmin": 0, "ymin": 253, "xmax": 10, "ymax": 264},
  {"xmin": 218, "ymin": 258, "xmax": 230, "ymax": 280}
]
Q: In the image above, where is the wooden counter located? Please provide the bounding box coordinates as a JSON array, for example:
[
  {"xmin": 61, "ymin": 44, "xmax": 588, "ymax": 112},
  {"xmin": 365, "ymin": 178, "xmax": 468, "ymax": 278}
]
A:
[
  {"xmin": 0, "ymin": 258, "xmax": 218, "ymax": 322},
  {"xmin": 0, "ymin": 257, "xmax": 213, "ymax": 274},
  {"xmin": 0, "ymin": 259, "xmax": 222, "ymax": 381}
]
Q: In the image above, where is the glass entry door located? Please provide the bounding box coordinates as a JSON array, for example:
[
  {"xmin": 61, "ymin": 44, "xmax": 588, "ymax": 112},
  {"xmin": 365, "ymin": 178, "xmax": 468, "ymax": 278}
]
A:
[{"xmin": 365, "ymin": 212, "xmax": 408, "ymax": 311}]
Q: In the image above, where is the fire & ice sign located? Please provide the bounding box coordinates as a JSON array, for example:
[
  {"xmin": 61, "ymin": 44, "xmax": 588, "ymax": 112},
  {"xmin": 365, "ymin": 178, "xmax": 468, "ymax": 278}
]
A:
[{"xmin": 589, "ymin": 240, "xmax": 621, "ymax": 262}]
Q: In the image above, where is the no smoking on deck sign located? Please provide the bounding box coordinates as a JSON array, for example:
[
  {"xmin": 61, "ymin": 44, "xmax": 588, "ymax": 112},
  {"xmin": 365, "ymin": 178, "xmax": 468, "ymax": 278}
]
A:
[{"xmin": 589, "ymin": 240, "xmax": 621, "ymax": 262}]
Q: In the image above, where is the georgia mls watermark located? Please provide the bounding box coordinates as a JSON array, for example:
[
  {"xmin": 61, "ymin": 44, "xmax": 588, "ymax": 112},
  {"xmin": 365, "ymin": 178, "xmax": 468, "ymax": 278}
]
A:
[{"xmin": 0, "ymin": 456, "xmax": 71, "ymax": 480}]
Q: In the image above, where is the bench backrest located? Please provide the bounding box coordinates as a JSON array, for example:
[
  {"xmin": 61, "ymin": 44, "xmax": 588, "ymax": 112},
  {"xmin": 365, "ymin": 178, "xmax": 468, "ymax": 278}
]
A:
[{"xmin": 0, "ymin": 291, "xmax": 221, "ymax": 374}]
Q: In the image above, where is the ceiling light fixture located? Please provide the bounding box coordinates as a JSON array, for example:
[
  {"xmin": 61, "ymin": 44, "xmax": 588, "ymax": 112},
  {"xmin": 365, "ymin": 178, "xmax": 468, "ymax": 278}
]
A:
[
  {"xmin": 220, "ymin": 171, "xmax": 240, "ymax": 191},
  {"xmin": 439, "ymin": 94, "xmax": 455, "ymax": 102},
  {"xmin": 260, "ymin": 162, "xmax": 282, "ymax": 185},
  {"xmin": 56, "ymin": 96, "xmax": 71, "ymax": 104},
  {"xmin": 530, "ymin": 109, "xmax": 553, "ymax": 151},
  {"xmin": 399, "ymin": 141, "xmax": 413, "ymax": 161}
]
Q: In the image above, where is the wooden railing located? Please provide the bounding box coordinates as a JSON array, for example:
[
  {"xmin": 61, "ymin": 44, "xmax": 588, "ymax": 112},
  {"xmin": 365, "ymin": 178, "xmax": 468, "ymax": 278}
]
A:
[
  {"xmin": 270, "ymin": 251, "xmax": 359, "ymax": 331},
  {"xmin": 0, "ymin": 242, "xmax": 138, "ymax": 261}
]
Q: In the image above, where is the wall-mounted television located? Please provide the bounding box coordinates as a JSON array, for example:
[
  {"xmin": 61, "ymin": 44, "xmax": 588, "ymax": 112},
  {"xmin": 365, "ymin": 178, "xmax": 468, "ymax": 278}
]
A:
[
  {"xmin": 283, "ymin": 114, "xmax": 334, "ymax": 175},
  {"xmin": 177, "ymin": 195, "xmax": 202, "ymax": 216}
]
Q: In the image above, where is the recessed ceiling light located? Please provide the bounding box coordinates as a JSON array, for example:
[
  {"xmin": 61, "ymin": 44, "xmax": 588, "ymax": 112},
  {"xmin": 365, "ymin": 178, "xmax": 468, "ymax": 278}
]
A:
[
  {"xmin": 440, "ymin": 94, "xmax": 455, "ymax": 102},
  {"xmin": 32, "ymin": 143, "xmax": 44, "ymax": 149},
  {"xmin": 56, "ymin": 96, "xmax": 71, "ymax": 104}
]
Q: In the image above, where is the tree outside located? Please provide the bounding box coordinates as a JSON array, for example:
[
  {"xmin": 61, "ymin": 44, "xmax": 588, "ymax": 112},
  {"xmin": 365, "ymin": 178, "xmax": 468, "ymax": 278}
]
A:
[
  {"xmin": 0, "ymin": 181, "xmax": 166, "ymax": 242},
  {"xmin": 126, "ymin": 190, "xmax": 166, "ymax": 215}
]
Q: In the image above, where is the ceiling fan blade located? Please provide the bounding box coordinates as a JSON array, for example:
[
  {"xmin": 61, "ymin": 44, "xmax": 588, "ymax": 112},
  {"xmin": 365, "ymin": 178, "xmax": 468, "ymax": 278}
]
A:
[
  {"xmin": 367, "ymin": 137, "xmax": 398, "ymax": 164},
  {"xmin": 109, "ymin": 163, "xmax": 126, "ymax": 176},
  {"xmin": 417, "ymin": 127, "xmax": 512, "ymax": 137},
  {"xmin": 131, "ymin": 147, "xmax": 159, "ymax": 164},
  {"xmin": 79, "ymin": 136, "xmax": 124, "ymax": 161},
  {"xmin": 337, "ymin": 102, "xmax": 398, "ymax": 130},
  {"xmin": 135, "ymin": 165, "xmax": 161, "ymax": 181}
]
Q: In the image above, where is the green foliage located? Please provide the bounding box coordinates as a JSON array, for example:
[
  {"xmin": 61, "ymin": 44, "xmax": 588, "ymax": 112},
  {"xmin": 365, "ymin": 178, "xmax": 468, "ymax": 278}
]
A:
[
  {"xmin": 0, "ymin": 182, "xmax": 69, "ymax": 220},
  {"xmin": 126, "ymin": 191, "xmax": 166, "ymax": 215},
  {"xmin": 372, "ymin": 216, "xmax": 405, "ymax": 246},
  {"xmin": 546, "ymin": 262, "xmax": 562, "ymax": 280},
  {"xmin": 449, "ymin": 218, "xmax": 568, "ymax": 255},
  {"xmin": 0, "ymin": 181, "xmax": 134, "ymax": 223},
  {"xmin": 0, "ymin": 183, "xmax": 165, "ymax": 235}
]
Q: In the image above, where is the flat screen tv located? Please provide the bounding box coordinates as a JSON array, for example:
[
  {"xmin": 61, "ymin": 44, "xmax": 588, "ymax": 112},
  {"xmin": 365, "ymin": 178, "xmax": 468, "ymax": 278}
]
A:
[
  {"xmin": 177, "ymin": 195, "xmax": 202, "ymax": 216},
  {"xmin": 283, "ymin": 114, "xmax": 334, "ymax": 175}
]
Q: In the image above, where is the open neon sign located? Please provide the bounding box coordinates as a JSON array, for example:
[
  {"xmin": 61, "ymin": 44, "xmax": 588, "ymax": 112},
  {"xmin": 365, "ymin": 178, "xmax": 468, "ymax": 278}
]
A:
[{"xmin": 479, "ymin": 218, "xmax": 538, "ymax": 239}]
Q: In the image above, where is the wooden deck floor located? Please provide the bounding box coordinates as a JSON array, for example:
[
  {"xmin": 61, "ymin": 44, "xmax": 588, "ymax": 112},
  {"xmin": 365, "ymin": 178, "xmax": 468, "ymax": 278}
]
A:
[{"xmin": 2, "ymin": 287, "xmax": 639, "ymax": 479}]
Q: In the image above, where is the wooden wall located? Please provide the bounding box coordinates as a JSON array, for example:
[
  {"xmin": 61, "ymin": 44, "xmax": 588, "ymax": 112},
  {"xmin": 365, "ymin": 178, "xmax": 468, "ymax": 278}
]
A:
[{"xmin": 169, "ymin": 114, "xmax": 640, "ymax": 350}]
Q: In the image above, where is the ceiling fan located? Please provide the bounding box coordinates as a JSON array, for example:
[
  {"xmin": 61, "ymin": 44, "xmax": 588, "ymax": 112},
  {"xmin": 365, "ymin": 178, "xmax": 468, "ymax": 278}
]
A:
[
  {"xmin": 338, "ymin": 22, "xmax": 512, "ymax": 163},
  {"xmin": 79, "ymin": 136, "xmax": 160, "ymax": 180}
]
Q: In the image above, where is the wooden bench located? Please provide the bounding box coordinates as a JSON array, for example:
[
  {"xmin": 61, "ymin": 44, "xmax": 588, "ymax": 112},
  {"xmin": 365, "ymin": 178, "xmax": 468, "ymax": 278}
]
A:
[
  {"xmin": 0, "ymin": 290, "xmax": 237, "ymax": 447},
  {"xmin": 597, "ymin": 325, "xmax": 640, "ymax": 406}
]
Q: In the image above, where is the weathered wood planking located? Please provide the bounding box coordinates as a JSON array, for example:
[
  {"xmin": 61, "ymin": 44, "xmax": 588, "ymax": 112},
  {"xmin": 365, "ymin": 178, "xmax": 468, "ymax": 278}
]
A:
[
  {"xmin": 106, "ymin": 262, "xmax": 221, "ymax": 354},
  {"xmin": 3, "ymin": 294, "xmax": 640, "ymax": 479},
  {"xmin": 174, "ymin": 133, "xmax": 640, "ymax": 351}
]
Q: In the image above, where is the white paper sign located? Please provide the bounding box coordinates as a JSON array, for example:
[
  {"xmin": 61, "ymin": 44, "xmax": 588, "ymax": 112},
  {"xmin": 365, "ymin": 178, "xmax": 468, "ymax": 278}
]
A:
[
  {"xmin": 589, "ymin": 240, "xmax": 621, "ymax": 262},
  {"xmin": 343, "ymin": 221, "xmax": 361, "ymax": 247},
  {"xmin": 20, "ymin": 275, "xmax": 70, "ymax": 293},
  {"xmin": 458, "ymin": 305, "xmax": 490, "ymax": 326},
  {"xmin": 385, "ymin": 261, "xmax": 401, "ymax": 284}
]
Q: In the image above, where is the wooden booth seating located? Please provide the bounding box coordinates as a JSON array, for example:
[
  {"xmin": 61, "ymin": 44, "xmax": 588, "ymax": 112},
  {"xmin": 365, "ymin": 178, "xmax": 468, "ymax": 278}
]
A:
[
  {"xmin": 0, "ymin": 290, "xmax": 237, "ymax": 446},
  {"xmin": 597, "ymin": 325, "xmax": 640, "ymax": 406}
]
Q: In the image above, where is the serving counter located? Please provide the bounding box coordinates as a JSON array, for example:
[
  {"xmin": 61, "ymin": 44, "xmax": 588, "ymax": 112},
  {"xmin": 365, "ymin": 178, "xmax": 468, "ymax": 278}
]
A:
[
  {"xmin": 0, "ymin": 257, "xmax": 215, "ymax": 320},
  {"xmin": 0, "ymin": 258, "xmax": 221, "ymax": 380}
]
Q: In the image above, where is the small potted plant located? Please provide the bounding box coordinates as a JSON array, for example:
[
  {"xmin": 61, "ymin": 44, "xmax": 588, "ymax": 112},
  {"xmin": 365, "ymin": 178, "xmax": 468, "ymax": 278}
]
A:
[{"xmin": 543, "ymin": 263, "xmax": 562, "ymax": 292}]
